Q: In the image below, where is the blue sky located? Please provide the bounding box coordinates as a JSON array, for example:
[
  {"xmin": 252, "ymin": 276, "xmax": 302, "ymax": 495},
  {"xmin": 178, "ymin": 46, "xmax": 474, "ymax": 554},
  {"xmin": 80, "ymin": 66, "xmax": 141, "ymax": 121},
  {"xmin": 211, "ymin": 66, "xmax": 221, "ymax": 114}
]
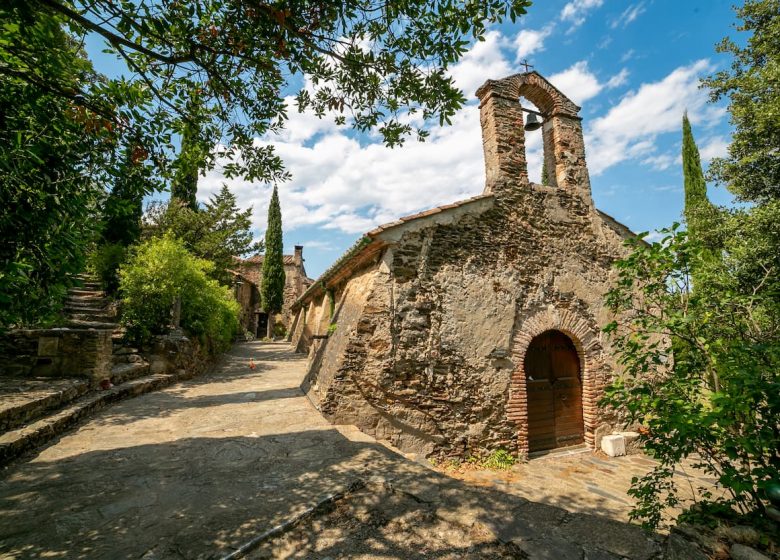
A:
[{"xmin": 89, "ymin": 0, "xmax": 741, "ymax": 279}]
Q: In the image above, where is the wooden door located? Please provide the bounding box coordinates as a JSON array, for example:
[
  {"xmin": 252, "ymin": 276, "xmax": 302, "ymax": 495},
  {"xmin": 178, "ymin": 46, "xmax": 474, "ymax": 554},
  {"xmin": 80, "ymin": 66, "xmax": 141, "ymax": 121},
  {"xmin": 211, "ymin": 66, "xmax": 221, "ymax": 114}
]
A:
[{"xmin": 524, "ymin": 331, "xmax": 584, "ymax": 452}]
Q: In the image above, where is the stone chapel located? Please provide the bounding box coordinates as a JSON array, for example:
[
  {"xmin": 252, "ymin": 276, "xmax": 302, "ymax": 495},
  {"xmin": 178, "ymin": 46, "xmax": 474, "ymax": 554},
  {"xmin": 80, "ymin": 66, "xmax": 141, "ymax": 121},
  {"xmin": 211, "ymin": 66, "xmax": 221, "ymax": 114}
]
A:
[{"xmin": 288, "ymin": 71, "xmax": 639, "ymax": 458}]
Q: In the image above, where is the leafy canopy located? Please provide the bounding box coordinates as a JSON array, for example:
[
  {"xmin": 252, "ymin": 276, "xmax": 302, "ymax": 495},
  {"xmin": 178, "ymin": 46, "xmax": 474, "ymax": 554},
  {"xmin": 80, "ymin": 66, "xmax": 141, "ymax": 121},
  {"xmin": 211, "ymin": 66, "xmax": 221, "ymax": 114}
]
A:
[
  {"xmin": 0, "ymin": 9, "xmax": 111, "ymax": 328},
  {"xmin": 4, "ymin": 0, "xmax": 532, "ymax": 184}
]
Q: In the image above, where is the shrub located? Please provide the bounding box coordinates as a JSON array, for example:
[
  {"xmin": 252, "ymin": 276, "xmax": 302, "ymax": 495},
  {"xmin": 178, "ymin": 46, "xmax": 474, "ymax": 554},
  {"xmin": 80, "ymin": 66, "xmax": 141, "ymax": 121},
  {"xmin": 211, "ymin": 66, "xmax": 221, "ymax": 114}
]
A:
[
  {"xmin": 480, "ymin": 449, "xmax": 517, "ymax": 470},
  {"xmin": 119, "ymin": 235, "xmax": 239, "ymax": 351},
  {"xmin": 89, "ymin": 243, "xmax": 126, "ymax": 294},
  {"xmin": 602, "ymin": 226, "xmax": 780, "ymax": 529}
]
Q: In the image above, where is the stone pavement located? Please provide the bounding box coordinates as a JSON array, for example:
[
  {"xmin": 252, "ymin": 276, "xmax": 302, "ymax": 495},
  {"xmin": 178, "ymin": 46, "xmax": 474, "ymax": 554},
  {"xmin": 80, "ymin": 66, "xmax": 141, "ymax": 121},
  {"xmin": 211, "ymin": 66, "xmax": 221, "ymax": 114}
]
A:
[
  {"xmin": 443, "ymin": 449, "xmax": 720, "ymax": 528},
  {"xmin": 0, "ymin": 341, "xmax": 669, "ymax": 559}
]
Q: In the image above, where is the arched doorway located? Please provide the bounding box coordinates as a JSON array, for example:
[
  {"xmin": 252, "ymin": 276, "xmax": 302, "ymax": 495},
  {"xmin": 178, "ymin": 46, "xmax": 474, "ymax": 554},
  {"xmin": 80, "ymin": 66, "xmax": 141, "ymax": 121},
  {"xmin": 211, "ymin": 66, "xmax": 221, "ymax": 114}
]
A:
[{"xmin": 524, "ymin": 330, "xmax": 584, "ymax": 452}]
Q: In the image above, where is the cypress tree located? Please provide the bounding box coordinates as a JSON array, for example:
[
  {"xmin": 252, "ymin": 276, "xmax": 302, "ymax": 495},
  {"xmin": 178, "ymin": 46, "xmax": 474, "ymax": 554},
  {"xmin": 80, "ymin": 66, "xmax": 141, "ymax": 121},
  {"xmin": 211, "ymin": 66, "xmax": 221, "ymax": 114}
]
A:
[
  {"xmin": 171, "ymin": 125, "xmax": 200, "ymax": 211},
  {"xmin": 541, "ymin": 162, "xmax": 550, "ymax": 186},
  {"xmin": 682, "ymin": 113, "xmax": 721, "ymax": 265},
  {"xmin": 260, "ymin": 186, "xmax": 285, "ymax": 338}
]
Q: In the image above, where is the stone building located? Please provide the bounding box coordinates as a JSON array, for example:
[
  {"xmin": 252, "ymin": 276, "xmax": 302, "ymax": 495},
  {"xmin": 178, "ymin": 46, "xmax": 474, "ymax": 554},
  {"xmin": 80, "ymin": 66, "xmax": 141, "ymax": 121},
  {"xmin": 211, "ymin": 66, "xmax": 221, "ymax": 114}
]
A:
[
  {"xmin": 232, "ymin": 245, "xmax": 313, "ymax": 337},
  {"xmin": 288, "ymin": 71, "xmax": 639, "ymax": 459}
]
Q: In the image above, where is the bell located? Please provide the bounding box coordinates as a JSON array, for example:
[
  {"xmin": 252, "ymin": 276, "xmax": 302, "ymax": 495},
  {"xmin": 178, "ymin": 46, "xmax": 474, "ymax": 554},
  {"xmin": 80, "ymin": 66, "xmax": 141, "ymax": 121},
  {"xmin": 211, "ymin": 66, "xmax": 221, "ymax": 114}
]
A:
[{"xmin": 524, "ymin": 112, "xmax": 542, "ymax": 132}]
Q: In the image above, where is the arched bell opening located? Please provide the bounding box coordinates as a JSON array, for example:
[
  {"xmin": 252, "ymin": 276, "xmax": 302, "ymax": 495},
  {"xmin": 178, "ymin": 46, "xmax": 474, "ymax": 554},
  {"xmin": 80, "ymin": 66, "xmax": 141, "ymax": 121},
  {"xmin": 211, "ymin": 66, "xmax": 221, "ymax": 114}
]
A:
[{"xmin": 523, "ymin": 329, "xmax": 585, "ymax": 452}]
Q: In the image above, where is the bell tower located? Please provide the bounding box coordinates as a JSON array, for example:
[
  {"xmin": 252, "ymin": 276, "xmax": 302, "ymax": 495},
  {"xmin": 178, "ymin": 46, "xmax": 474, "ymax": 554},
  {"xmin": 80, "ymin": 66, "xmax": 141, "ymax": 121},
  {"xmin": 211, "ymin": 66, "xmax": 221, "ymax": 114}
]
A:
[{"xmin": 475, "ymin": 71, "xmax": 593, "ymax": 208}]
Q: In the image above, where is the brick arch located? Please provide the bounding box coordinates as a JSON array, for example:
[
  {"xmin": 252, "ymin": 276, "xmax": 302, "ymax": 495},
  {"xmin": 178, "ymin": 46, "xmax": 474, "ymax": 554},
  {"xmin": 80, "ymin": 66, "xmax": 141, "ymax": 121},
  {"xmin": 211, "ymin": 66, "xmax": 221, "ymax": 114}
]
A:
[
  {"xmin": 507, "ymin": 307, "xmax": 604, "ymax": 455},
  {"xmin": 506, "ymin": 71, "xmax": 581, "ymax": 118}
]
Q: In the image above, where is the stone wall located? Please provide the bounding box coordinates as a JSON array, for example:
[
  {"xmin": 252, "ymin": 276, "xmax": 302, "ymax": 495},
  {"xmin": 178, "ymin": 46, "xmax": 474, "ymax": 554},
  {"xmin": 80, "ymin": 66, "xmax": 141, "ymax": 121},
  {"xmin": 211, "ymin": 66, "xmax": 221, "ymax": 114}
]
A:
[{"xmin": 0, "ymin": 329, "xmax": 112, "ymax": 383}]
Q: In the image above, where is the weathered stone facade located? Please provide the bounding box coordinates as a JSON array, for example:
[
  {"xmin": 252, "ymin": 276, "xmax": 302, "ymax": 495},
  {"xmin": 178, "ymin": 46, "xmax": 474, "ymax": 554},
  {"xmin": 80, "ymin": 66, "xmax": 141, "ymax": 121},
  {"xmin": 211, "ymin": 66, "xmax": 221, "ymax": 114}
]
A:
[
  {"xmin": 233, "ymin": 245, "xmax": 313, "ymax": 336},
  {"xmin": 290, "ymin": 71, "xmax": 638, "ymax": 459}
]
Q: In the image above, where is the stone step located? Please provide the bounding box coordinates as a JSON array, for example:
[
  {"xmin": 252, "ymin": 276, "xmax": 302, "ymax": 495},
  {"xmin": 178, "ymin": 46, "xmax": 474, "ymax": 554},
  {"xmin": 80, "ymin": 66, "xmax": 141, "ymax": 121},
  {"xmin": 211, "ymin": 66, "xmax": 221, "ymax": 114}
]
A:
[
  {"xmin": 65, "ymin": 320, "xmax": 119, "ymax": 330},
  {"xmin": 73, "ymin": 281, "xmax": 102, "ymax": 290},
  {"xmin": 0, "ymin": 373, "xmax": 179, "ymax": 466},
  {"xmin": 67, "ymin": 288, "xmax": 106, "ymax": 297},
  {"xmin": 110, "ymin": 362, "xmax": 149, "ymax": 384},
  {"xmin": 65, "ymin": 296, "xmax": 109, "ymax": 307},
  {"xmin": 112, "ymin": 352, "xmax": 144, "ymax": 366},
  {"xmin": 68, "ymin": 312, "xmax": 117, "ymax": 323},
  {"xmin": 0, "ymin": 379, "xmax": 90, "ymax": 433}
]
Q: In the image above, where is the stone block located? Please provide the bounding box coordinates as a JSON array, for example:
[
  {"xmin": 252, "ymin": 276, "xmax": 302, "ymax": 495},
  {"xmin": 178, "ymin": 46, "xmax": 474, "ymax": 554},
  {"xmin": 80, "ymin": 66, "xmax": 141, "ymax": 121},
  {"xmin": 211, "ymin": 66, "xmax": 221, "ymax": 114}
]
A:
[{"xmin": 601, "ymin": 434, "xmax": 625, "ymax": 457}]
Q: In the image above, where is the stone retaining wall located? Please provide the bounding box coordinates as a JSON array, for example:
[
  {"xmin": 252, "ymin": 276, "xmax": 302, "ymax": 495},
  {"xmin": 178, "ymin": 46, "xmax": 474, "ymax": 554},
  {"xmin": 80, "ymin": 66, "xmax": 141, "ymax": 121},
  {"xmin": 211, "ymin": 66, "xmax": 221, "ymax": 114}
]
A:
[{"xmin": 0, "ymin": 329, "xmax": 112, "ymax": 383}]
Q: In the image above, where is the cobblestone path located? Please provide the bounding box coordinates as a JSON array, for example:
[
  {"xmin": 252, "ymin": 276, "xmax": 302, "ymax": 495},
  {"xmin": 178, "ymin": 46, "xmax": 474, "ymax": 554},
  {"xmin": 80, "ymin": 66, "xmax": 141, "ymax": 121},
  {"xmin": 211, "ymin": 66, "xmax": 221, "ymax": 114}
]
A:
[{"xmin": 0, "ymin": 341, "xmax": 672, "ymax": 560}]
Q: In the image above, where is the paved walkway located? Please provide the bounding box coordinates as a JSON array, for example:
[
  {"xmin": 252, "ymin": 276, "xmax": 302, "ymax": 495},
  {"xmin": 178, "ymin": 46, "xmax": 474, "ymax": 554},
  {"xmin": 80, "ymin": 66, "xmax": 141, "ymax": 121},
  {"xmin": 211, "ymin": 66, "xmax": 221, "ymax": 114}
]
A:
[{"xmin": 0, "ymin": 342, "xmax": 670, "ymax": 559}]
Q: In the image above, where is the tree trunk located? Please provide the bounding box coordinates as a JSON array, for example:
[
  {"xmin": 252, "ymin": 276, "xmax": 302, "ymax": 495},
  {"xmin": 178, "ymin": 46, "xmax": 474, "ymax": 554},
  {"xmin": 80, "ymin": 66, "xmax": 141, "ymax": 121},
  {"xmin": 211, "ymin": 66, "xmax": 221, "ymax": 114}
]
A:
[{"xmin": 266, "ymin": 315, "xmax": 274, "ymax": 340}]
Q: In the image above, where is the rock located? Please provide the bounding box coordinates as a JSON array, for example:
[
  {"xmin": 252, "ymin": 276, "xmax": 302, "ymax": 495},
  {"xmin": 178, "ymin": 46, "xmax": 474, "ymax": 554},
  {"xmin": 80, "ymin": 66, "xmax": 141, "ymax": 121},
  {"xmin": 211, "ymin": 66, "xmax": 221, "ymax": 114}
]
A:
[
  {"xmin": 513, "ymin": 534, "xmax": 584, "ymax": 560},
  {"xmin": 730, "ymin": 544, "xmax": 771, "ymax": 560},
  {"xmin": 617, "ymin": 431, "xmax": 641, "ymax": 454},
  {"xmin": 665, "ymin": 532, "xmax": 710, "ymax": 560},
  {"xmin": 149, "ymin": 358, "xmax": 169, "ymax": 375}
]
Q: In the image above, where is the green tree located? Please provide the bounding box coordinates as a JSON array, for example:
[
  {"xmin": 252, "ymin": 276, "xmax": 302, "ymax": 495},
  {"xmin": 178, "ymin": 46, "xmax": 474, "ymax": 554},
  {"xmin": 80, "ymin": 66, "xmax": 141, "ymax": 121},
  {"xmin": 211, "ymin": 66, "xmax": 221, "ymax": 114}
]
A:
[
  {"xmin": 541, "ymin": 163, "xmax": 549, "ymax": 186},
  {"xmin": 3, "ymin": 0, "xmax": 532, "ymax": 184},
  {"xmin": 103, "ymin": 140, "xmax": 148, "ymax": 247},
  {"xmin": 144, "ymin": 186, "xmax": 262, "ymax": 285},
  {"xmin": 0, "ymin": 8, "xmax": 112, "ymax": 328},
  {"xmin": 682, "ymin": 113, "xmax": 720, "ymax": 254},
  {"xmin": 602, "ymin": 227, "xmax": 780, "ymax": 530},
  {"xmin": 260, "ymin": 186, "xmax": 285, "ymax": 339},
  {"xmin": 601, "ymin": 2, "xmax": 780, "ymax": 530},
  {"xmin": 170, "ymin": 119, "xmax": 202, "ymax": 211},
  {"xmin": 703, "ymin": 0, "xmax": 780, "ymax": 203}
]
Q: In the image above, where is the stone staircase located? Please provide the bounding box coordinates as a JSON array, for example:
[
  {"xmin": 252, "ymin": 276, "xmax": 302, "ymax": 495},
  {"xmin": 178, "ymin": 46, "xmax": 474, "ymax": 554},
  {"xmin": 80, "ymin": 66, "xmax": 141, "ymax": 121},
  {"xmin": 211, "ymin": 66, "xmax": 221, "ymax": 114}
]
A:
[{"xmin": 0, "ymin": 275, "xmax": 192, "ymax": 466}]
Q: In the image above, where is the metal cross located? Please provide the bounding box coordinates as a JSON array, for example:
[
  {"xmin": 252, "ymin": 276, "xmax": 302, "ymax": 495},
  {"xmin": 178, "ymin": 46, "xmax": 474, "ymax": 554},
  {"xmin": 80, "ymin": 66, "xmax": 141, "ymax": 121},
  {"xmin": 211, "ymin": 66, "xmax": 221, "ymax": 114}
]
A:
[{"xmin": 519, "ymin": 59, "xmax": 534, "ymax": 73}]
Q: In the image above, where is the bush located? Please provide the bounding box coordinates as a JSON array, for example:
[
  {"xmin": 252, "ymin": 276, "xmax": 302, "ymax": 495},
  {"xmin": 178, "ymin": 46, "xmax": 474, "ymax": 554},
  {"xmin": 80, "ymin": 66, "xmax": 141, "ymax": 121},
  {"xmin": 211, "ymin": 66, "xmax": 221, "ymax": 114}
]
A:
[
  {"xmin": 89, "ymin": 243, "xmax": 127, "ymax": 294},
  {"xmin": 119, "ymin": 235, "xmax": 240, "ymax": 351},
  {"xmin": 602, "ymin": 227, "xmax": 780, "ymax": 529}
]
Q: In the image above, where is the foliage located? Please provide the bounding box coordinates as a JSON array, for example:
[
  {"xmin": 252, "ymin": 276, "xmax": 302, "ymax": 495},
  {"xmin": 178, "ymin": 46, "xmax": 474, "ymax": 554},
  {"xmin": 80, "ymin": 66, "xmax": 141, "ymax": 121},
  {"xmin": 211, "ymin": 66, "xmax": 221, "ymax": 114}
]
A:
[
  {"xmin": 0, "ymin": 8, "xmax": 111, "ymax": 329},
  {"xmin": 602, "ymin": 226, "xmax": 780, "ymax": 529},
  {"xmin": 2, "ymin": 0, "xmax": 531, "ymax": 185},
  {"xmin": 89, "ymin": 242, "xmax": 126, "ymax": 294},
  {"xmin": 102, "ymin": 141, "xmax": 149, "ymax": 247},
  {"xmin": 541, "ymin": 163, "xmax": 549, "ymax": 186},
  {"xmin": 273, "ymin": 322, "xmax": 288, "ymax": 338},
  {"xmin": 703, "ymin": 0, "xmax": 780, "ymax": 202},
  {"xmin": 682, "ymin": 113, "xmax": 722, "ymax": 262},
  {"xmin": 144, "ymin": 185, "xmax": 262, "ymax": 285},
  {"xmin": 170, "ymin": 121, "xmax": 201, "ymax": 211},
  {"xmin": 119, "ymin": 235, "xmax": 239, "ymax": 351},
  {"xmin": 261, "ymin": 186, "xmax": 285, "ymax": 320},
  {"xmin": 479, "ymin": 449, "xmax": 516, "ymax": 470}
]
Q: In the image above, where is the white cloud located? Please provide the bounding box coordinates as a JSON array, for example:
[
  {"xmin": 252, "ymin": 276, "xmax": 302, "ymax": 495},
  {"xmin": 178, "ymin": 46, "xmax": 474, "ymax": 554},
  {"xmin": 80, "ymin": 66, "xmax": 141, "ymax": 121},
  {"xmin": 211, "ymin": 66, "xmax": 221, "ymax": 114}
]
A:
[
  {"xmin": 642, "ymin": 153, "xmax": 680, "ymax": 171},
  {"xmin": 199, "ymin": 105, "xmax": 490, "ymax": 235},
  {"xmin": 586, "ymin": 60, "xmax": 726, "ymax": 175},
  {"xmin": 606, "ymin": 68, "xmax": 630, "ymax": 89},
  {"xmin": 560, "ymin": 0, "xmax": 604, "ymax": 29},
  {"xmin": 699, "ymin": 136, "xmax": 730, "ymax": 162},
  {"xmin": 451, "ymin": 30, "xmax": 511, "ymax": 96},
  {"xmin": 548, "ymin": 62, "xmax": 628, "ymax": 106},
  {"xmin": 514, "ymin": 25, "xmax": 555, "ymax": 61},
  {"xmin": 611, "ymin": 3, "xmax": 646, "ymax": 29}
]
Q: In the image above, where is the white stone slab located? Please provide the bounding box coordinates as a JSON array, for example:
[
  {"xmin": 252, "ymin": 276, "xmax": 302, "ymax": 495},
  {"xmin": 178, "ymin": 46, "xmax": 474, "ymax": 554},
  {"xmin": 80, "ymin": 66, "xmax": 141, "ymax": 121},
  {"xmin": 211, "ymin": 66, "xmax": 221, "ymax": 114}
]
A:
[{"xmin": 601, "ymin": 434, "xmax": 626, "ymax": 457}]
